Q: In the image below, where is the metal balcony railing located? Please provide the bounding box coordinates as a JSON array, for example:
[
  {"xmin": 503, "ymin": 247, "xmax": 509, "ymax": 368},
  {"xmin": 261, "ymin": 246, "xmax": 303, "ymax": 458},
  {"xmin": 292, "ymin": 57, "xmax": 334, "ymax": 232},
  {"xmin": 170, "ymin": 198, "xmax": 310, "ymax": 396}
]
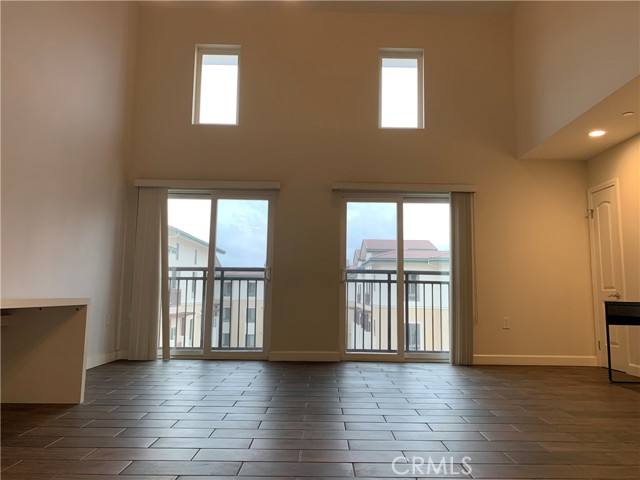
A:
[
  {"xmin": 345, "ymin": 269, "xmax": 450, "ymax": 354},
  {"xmin": 404, "ymin": 271, "xmax": 450, "ymax": 353},
  {"xmin": 346, "ymin": 270, "xmax": 397, "ymax": 352},
  {"xmin": 168, "ymin": 267, "xmax": 207, "ymax": 349},
  {"xmin": 213, "ymin": 267, "xmax": 265, "ymax": 351},
  {"xmin": 167, "ymin": 267, "xmax": 265, "ymax": 351}
]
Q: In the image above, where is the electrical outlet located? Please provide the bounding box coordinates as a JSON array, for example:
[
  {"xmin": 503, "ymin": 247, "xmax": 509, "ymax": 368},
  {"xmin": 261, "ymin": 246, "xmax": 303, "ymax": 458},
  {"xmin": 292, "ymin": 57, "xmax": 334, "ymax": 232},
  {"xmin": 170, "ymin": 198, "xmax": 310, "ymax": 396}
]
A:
[
  {"xmin": 502, "ymin": 316, "xmax": 510, "ymax": 329},
  {"xmin": 106, "ymin": 313, "xmax": 111, "ymax": 326}
]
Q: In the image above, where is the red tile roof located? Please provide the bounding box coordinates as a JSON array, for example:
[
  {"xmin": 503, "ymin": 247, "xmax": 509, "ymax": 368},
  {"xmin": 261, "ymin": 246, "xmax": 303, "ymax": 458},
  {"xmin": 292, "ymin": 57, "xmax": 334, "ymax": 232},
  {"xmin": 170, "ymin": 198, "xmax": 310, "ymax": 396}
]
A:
[
  {"xmin": 362, "ymin": 239, "xmax": 437, "ymax": 250},
  {"xmin": 371, "ymin": 250, "xmax": 449, "ymax": 260},
  {"xmin": 354, "ymin": 239, "xmax": 449, "ymax": 263}
]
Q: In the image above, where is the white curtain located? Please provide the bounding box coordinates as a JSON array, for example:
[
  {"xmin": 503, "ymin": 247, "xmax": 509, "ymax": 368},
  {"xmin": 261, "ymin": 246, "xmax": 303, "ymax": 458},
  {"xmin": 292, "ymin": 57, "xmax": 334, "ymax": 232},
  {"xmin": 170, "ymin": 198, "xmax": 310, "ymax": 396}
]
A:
[
  {"xmin": 128, "ymin": 187, "xmax": 167, "ymax": 360},
  {"xmin": 450, "ymin": 192, "xmax": 476, "ymax": 365}
]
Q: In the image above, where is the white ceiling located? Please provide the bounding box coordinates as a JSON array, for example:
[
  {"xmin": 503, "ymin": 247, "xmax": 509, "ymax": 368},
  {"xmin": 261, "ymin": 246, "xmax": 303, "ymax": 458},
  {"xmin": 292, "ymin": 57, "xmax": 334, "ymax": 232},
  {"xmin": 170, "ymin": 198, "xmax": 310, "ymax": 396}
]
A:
[{"xmin": 519, "ymin": 76, "xmax": 640, "ymax": 161}]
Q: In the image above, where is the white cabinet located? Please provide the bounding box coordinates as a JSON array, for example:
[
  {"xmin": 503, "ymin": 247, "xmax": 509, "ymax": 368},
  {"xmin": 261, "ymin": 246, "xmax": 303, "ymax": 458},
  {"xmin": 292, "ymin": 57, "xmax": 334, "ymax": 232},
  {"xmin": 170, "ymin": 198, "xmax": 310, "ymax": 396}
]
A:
[{"xmin": 1, "ymin": 298, "xmax": 89, "ymax": 404}]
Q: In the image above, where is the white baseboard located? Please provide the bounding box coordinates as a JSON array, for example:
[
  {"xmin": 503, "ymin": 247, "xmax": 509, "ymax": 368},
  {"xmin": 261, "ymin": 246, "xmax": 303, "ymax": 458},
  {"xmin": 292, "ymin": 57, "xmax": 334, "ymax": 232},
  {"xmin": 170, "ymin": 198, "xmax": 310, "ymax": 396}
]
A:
[
  {"xmin": 269, "ymin": 351, "xmax": 341, "ymax": 362},
  {"xmin": 473, "ymin": 354, "xmax": 598, "ymax": 367},
  {"xmin": 86, "ymin": 351, "xmax": 121, "ymax": 369},
  {"xmin": 87, "ymin": 351, "xmax": 604, "ymax": 368},
  {"xmin": 626, "ymin": 363, "xmax": 640, "ymax": 377}
]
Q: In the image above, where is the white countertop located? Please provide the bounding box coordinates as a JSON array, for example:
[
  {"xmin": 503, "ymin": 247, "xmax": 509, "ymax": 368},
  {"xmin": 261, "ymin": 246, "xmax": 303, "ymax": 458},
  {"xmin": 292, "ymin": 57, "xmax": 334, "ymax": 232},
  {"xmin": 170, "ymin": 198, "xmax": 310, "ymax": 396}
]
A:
[{"xmin": 1, "ymin": 298, "xmax": 91, "ymax": 309}]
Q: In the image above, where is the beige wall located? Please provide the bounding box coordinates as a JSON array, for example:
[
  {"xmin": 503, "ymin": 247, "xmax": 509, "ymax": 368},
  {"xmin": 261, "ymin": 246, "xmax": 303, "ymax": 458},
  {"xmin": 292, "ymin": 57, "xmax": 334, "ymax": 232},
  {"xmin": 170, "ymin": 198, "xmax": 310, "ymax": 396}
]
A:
[
  {"xmin": 1, "ymin": 2, "xmax": 138, "ymax": 367},
  {"xmin": 587, "ymin": 135, "xmax": 640, "ymax": 371},
  {"xmin": 514, "ymin": 1, "xmax": 640, "ymax": 157},
  {"xmin": 129, "ymin": 5, "xmax": 595, "ymax": 363}
]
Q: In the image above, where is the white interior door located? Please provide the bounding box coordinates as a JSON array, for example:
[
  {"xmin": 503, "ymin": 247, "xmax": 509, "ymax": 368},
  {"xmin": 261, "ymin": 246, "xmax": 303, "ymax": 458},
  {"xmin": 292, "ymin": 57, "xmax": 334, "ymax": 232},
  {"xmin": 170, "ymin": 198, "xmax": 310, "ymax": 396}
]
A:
[{"xmin": 588, "ymin": 181, "xmax": 628, "ymax": 371}]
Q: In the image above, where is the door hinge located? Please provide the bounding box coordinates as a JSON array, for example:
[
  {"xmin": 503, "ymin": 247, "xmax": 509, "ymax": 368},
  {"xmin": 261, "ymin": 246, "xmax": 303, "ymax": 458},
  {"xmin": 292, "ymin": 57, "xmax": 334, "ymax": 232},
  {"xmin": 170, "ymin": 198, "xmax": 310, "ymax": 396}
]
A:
[
  {"xmin": 598, "ymin": 340, "xmax": 601, "ymax": 351},
  {"xmin": 587, "ymin": 209, "xmax": 594, "ymax": 219}
]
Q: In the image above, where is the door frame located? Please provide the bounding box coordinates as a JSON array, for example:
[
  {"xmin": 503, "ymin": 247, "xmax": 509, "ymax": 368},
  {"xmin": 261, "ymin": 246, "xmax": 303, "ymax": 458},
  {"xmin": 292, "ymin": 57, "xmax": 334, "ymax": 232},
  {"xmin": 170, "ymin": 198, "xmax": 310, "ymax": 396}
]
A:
[
  {"xmin": 338, "ymin": 193, "xmax": 450, "ymax": 362},
  {"xmin": 164, "ymin": 189, "xmax": 276, "ymax": 360},
  {"xmin": 587, "ymin": 178, "xmax": 628, "ymax": 369},
  {"xmin": 339, "ymin": 195, "xmax": 404, "ymax": 362}
]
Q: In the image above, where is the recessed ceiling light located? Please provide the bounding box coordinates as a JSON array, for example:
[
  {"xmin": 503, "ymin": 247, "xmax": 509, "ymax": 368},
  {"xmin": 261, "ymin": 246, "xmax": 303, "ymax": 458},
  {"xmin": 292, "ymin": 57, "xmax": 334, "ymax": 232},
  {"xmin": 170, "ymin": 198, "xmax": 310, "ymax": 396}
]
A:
[
  {"xmin": 588, "ymin": 130, "xmax": 606, "ymax": 137},
  {"xmin": 622, "ymin": 111, "xmax": 635, "ymax": 117}
]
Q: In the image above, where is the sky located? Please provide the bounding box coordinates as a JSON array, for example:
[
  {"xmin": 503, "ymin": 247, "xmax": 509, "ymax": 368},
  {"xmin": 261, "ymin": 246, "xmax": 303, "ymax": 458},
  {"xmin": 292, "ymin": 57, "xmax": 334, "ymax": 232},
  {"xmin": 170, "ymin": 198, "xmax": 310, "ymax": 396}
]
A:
[
  {"xmin": 168, "ymin": 198, "xmax": 268, "ymax": 268},
  {"xmin": 199, "ymin": 57, "xmax": 239, "ymax": 124},
  {"xmin": 380, "ymin": 58, "xmax": 419, "ymax": 128}
]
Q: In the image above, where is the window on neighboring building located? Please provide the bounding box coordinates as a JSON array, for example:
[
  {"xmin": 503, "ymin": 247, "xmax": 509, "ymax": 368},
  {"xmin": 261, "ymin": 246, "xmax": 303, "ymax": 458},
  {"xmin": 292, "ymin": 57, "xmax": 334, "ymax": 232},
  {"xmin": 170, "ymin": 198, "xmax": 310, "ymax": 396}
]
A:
[
  {"xmin": 245, "ymin": 308, "xmax": 256, "ymax": 348},
  {"xmin": 407, "ymin": 323, "xmax": 422, "ymax": 351},
  {"xmin": 223, "ymin": 281, "xmax": 232, "ymax": 297},
  {"xmin": 247, "ymin": 281, "xmax": 257, "ymax": 297},
  {"xmin": 407, "ymin": 274, "xmax": 421, "ymax": 302},
  {"xmin": 379, "ymin": 49, "xmax": 424, "ymax": 129},
  {"xmin": 186, "ymin": 315, "xmax": 195, "ymax": 346},
  {"xmin": 170, "ymin": 326, "xmax": 177, "ymax": 343},
  {"xmin": 221, "ymin": 307, "xmax": 231, "ymax": 347},
  {"xmin": 193, "ymin": 45, "xmax": 240, "ymax": 125}
]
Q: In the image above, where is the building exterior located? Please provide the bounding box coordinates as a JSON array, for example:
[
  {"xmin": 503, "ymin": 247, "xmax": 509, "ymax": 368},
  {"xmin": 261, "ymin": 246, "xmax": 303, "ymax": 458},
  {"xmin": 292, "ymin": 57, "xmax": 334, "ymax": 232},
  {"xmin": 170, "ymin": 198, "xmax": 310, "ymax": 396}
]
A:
[
  {"xmin": 347, "ymin": 240, "xmax": 450, "ymax": 353},
  {"xmin": 167, "ymin": 226, "xmax": 264, "ymax": 351},
  {"xmin": 167, "ymin": 226, "xmax": 210, "ymax": 349}
]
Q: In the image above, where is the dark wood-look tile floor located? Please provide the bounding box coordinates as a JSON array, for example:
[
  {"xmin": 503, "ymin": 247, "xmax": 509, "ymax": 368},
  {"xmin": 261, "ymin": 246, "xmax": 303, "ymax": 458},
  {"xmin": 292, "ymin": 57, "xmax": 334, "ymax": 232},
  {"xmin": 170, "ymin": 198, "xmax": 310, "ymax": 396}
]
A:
[{"xmin": 2, "ymin": 361, "xmax": 639, "ymax": 479}]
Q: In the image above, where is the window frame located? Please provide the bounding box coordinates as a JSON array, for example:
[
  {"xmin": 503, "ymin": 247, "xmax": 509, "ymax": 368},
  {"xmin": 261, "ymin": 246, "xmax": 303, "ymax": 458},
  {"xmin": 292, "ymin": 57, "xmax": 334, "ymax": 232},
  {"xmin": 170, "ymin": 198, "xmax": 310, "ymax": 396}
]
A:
[
  {"xmin": 192, "ymin": 44, "xmax": 241, "ymax": 125},
  {"xmin": 379, "ymin": 48, "xmax": 424, "ymax": 129}
]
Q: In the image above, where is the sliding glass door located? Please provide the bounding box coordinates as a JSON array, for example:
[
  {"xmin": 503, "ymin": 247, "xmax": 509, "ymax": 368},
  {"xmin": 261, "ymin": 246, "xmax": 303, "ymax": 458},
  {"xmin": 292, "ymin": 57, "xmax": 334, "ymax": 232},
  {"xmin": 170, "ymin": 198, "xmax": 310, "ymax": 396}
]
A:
[
  {"xmin": 402, "ymin": 201, "xmax": 450, "ymax": 356},
  {"xmin": 341, "ymin": 196, "xmax": 450, "ymax": 360},
  {"xmin": 167, "ymin": 196, "xmax": 211, "ymax": 352},
  {"xmin": 166, "ymin": 193, "xmax": 273, "ymax": 358},
  {"xmin": 210, "ymin": 199, "xmax": 269, "ymax": 352},
  {"xmin": 345, "ymin": 202, "xmax": 399, "ymax": 353}
]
